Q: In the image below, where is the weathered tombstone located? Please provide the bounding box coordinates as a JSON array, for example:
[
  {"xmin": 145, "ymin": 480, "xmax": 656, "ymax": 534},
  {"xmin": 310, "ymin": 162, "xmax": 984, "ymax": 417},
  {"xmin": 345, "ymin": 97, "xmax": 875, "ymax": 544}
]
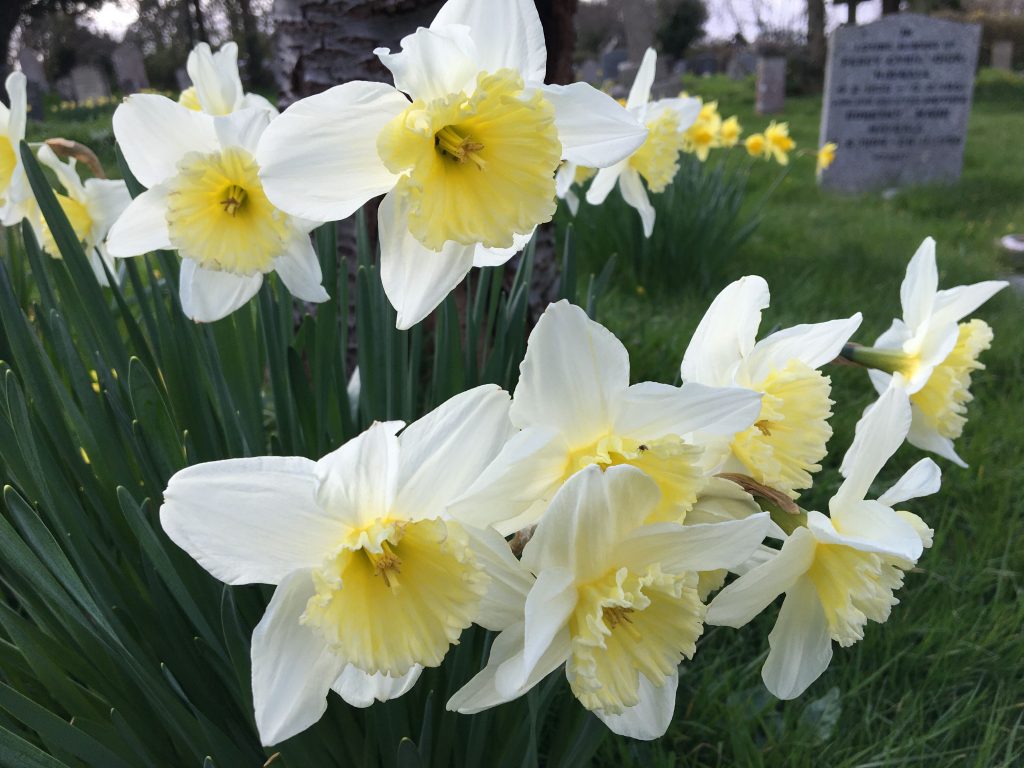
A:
[
  {"xmin": 18, "ymin": 48, "xmax": 48, "ymax": 92},
  {"xmin": 991, "ymin": 40, "xmax": 1013, "ymax": 71},
  {"xmin": 756, "ymin": 56, "xmax": 786, "ymax": 114},
  {"xmin": 600, "ymin": 49, "xmax": 628, "ymax": 81},
  {"xmin": 112, "ymin": 43, "xmax": 150, "ymax": 92},
  {"xmin": 70, "ymin": 64, "xmax": 111, "ymax": 101},
  {"xmin": 819, "ymin": 14, "xmax": 981, "ymax": 193},
  {"xmin": 175, "ymin": 67, "xmax": 191, "ymax": 91},
  {"xmin": 578, "ymin": 58, "xmax": 600, "ymax": 84},
  {"xmin": 727, "ymin": 49, "xmax": 758, "ymax": 80},
  {"xmin": 689, "ymin": 53, "xmax": 718, "ymax": 76},
  {"xmin": 55, "ymin": 76, "xmax": 74, "ymax": 101}
]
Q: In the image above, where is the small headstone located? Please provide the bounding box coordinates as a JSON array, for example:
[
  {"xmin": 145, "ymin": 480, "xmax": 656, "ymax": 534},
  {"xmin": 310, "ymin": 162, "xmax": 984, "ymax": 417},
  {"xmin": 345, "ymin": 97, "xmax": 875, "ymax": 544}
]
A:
[
  {"xmin": 727, "ymin": 49, "xmax": 758, "ymax": 80},
  {"xmin": 600, "ymin": 49, "xmax": 628, "ymax": 81},
  {"xmin": 991, "ymin": 40, "xmax": 1013, "ymax": 71},
  {"xmin": 55, "ymin": 76, "xmax": 74, "ymax": 101},
  {"xmin": 689, "ymin": 53, "xmax": 718, "ymax": 76},
  {"xmin": 17, "ymin": 48, "xmax": 48, "ymax": 92},
  {"xmin": 112, "ymin": 43, "xmax": 150, "ymax": 93},
  {"xmin": 70, "ymin": 64, "xmax": 111, "ymax": 101},
  {"xmin": 819, "ymin": 14, "xmax": 981, "ymax": 193},
  {"xmin": 25, "ymin": 81, "xmax": 45, "ymax": 121},
  {"xmin": 756, "ymin": 56, "xmax": 786, "ymax": 114},
  {"xmin": 578, "ymin": 59, "xmax": 600, "ymax": 84}
]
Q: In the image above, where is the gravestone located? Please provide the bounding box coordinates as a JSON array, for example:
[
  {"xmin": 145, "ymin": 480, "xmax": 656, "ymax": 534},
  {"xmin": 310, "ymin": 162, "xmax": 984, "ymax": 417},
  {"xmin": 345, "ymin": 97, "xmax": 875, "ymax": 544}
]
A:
[
  {"xmin": 18, "ymin": 48, "xmax": 48, "ymax": 92},
  {"xmin": 578, "ymin": 58, "xmax": 600, "ymax": 84},
  {"xmin": 55, "ymin": 76, "xmax": 74, "ymax": 101},
  {"xmin": 600, "ymin": 49, "xmax": 628, "ymax": 81},
  {"xmin": 112, "ymin": 43, "xmax": 150, "ymax": 92},
  {"xmin": 818, "ymin": 14, "xmax": 981, "ymax": 193},
  {"xmin": 70, "ymin": 64, "xmax": 111, "ymax": 101},
  {"xmin": 991, "ymin": 40, "xmax": 1013, "ymax": 71},
  {"xmin": 689, "ymin": 52, "xmax": 718, "ymax": 76},
  {"xmin": 727, "ymin": 49, "xmax": 758, "ymax": 80},
  {"xmin": 756, "ymin": 56, "xmax": 786, "ymax": 114}
]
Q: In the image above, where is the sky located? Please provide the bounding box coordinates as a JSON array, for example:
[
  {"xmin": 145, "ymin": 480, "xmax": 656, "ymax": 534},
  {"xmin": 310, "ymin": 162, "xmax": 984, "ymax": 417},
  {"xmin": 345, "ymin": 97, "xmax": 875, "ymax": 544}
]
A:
[{"xmin": 86, "ymin": 0, "xmax": 884, "ymax": 42}]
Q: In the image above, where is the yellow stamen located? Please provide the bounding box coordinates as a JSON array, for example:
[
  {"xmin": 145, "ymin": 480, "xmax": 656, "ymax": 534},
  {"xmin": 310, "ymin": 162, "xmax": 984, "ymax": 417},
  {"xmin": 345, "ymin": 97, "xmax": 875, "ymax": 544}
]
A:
[
  {"xmin": 219, "ymin": 184, "xmax": 248, "ymax": 216},
  {"xmin": 0, "ymin": 136, "xmax": 16, "ymax": 203}
]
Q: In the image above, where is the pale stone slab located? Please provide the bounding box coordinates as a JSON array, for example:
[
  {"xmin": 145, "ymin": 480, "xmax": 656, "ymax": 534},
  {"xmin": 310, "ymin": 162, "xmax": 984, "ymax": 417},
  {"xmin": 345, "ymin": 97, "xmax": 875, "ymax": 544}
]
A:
[
  {"xmin": 70, "ymin": 64, "xmax": 111, "ymax": 101},
  {"xmin": 756, "ymin": 56, "xmax": 786, "ymax": 114},
  {"xmin": 991, "ymin": 40, "xmax": 1013, "ymax": 71},
  {"xmin": 819, "ymin": 14, "xmax": 981, "ymax": 193},
  {"xmin": 112, "ymin": 44, "xmax": 150, "ymax": 93}
]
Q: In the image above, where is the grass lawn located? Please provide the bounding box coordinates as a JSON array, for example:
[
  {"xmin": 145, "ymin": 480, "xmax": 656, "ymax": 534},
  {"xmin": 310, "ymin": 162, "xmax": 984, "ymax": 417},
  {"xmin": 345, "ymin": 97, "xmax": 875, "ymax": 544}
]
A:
[{"xmin": 584, "ymin": 72, "xmax": 1024, "ymax": 767}]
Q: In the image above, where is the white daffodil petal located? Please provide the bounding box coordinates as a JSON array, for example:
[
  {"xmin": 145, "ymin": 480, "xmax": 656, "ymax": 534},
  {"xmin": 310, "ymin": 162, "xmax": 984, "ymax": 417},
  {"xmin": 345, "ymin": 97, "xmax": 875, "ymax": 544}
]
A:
[
  {"xmin": 332, "ymin": 664, "xmax": 423, "ymax": 708},
  {"xmin": 188, "ymin": 42, "xmax": 243, "ymax": 115},
  {"xmin": 900, "ymin": 237, "xmax": 938, "ymax": 332},
  {"xmin": 448, "ymin": 426, "xmax": 569, "ymax": 534},
  {"xmin": 930, "ymin": 281, "xmax": 1008, "ymax": 329},
  {"xmin": 761, "ymin": 576, "xmax": 832, "ymax": 700},
  {"xmin": 706, "ymin": 527, "xmax": 817, "ymax": 628},
  {"xmin": 241, "ymin": 92, "xmax": 279, "ymax": 116},
  {"xmin": 395, "ymin": 384, "xmax": 513, "ymax": 521},
  {"xmin": 495, "ymin": 566, "xmax": 576, "ymax": 696},
  {"xmin": 619, "ymin": 513, "xmax": 770, "ymax": 574},
  {"xmin": 585, "ymin": 161, "xmax": 626, "ymax": 206},
  {"xmin": 5, "ymin": 72, "xmax": 27, "ymax": 143},
  {"xmin": 653, "ymin": 96, "xmax": 701, "ymax": 131},
  {"xmin": 257, "ymin": 82, "xmax": 409, "ymax": 222},
  {"xmin": 512, "ymin": 300, "xmax": 629, "ymax": 443},
  {"xmin": 681, "ymin": 275, "xmax": 770, "ymax": 386},
  {"xmin": 105, "ymin": 186, "xmax": 172, "ymax": 257},
  {"xmin": 37, "ymin": 145, "xmax": 85, "ymax": 200},
  {"xmin": 596, "ymin": 672, "xmax": 677, "ymax": 741},
  {"xmin": 178, "ymin": 259, "xmax": 263, "ymax": 322},
  {"xmin": 274, "ymin": 229, "xmax": 329, "ymax": 303},
  {"xmin": 614, "ymin": 381, "xmax": 762, "ymax": 441},
  {"xmin": 746, "ymin": 314, "xmax": 863, "ymax": 382},
  {"xmin": 626, "ymin": 48, "xmax": 657, "ymax": 111},
  {"xmin": 618, "ymin": 167, "xmax": 655, "ymax": 238},
  {"xmin": 685, "ymin": 476, "xmax": 761, "ymax": 526},
  {"xmin": 877, "ymin": 458, "xmax": 942, "ymax": 506},
  {"xmin": 89, "ymin": 245, "xmax": 118, "ymax": 287},
  {"xmin": 464, "ymin": 525, "xmax": 535, "ymax": 631},
  {"xmin": 907, "ymin": 409, "xmax": 966, "ymax": 467},
  {"xmin": 874, "ymin": 318, "xmax": 911, "ymax": 351},
  {"xmin": 251, "ymin": 570, "xmax": 346, "ymax": 745},
  {"xmin": 835, "ymin": 385, "xmax": 911, "ymax": 506},
  {"xmin": 160, "ymin": 456, "xmax": 337, "ymax": 585},
  {"xmin": 113, "ymin": 95, "xmax": 218, "ymax": 188},
  {"xmin": 813, "ymin": 504, "xmax": 922, "ymax": 562},
  {"xmin": 214, "ymin": 106, "xmax": 271, "ymax": 153},
  {"xmin": 431, "ymin": 0, "xmax": 547, "ymax": 83},
  {"xmin": 522, "ymin": 465, "xmax": 660, "ymax": 581},
  {"xmin": 378, "ymin": 189, "xmax": 477, "ymax": 329},
  {"xmin": 84, "ymin": 179, "xmax": 132, "ymax": 236},
  {"xmin": 473, "ymin": 228, "xmax": 535, "ymax": 267},
  {"xmin": 315, "ymin": 421, "xmax": 402, "ymax": 530},
  {"xmin": 375, "ymin": 25, "xmax": 479, "ymax": 102},
  {"xmin": 540, "ymin": 82, "xmax": 648, "ymax": 167}
]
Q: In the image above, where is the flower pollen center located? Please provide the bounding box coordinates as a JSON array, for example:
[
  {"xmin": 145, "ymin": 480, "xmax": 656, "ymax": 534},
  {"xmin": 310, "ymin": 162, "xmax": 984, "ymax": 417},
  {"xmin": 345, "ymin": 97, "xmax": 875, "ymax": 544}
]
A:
[
  {"xmin": 219, "ymin": 184, "xmax": 248, "ymax": 216},
  {"xmin": 435, "ymin": 126, "xmax": 487, "ymax": 169}
]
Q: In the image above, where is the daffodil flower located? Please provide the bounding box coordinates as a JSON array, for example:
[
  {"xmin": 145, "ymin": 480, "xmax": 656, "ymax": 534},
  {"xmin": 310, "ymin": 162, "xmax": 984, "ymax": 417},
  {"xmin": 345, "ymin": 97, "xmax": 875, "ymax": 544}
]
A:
[
  {"xmin": 816, "ymin": 141, "xmax": 836, "ymax": 173},
  {"xmin": 449, "ymin": 301, "xmax": 763, "ymax": 535},
  {"xmin": 762, "ymin": 121, "xmax": 795, "ymax": 165},
  {"xmin": 0, "ymin": 72, "xmax": 34, "ymax": 226},
  {"xmin": 707, "ymin": 384, "xmax": 938, "ymax": 700},
  {"xmin": 554, "ymin": 161, "xmax": 595, "ymax": 216},
  {"xmin": 849, "ymin": 237, "xmax": 1006, "ymax": 466},
  {"xmin": 719, "ymin": 115, "xmax": 742, "ymax": 148},
  {"xmin": 585, "ymin": 48, "xmax": 700, "ymax": 237},
  {"xmin": 160, "ymin": 385, "xmax": 528, "ymax": 745},
  {"xmin": 744, "ymin": 132, "xmax": 765, "ymax": 158},
  {"xmin": 681, "ymin": 275, "xmax": 862, "ymax": 498},
  {"xmin": 681, "ymin": 99, "xmax": 722, "ymax": 161},
  {"xmin": 33, "ymin": 145, "xmax": 131, "ymax": 286},
  {"xmin": 447, "ymin": 464, "xmax": 770, "ymax": 739},
  {"xmin": 106, "ymin": 99, "xmax": 328, "ymax": 322},
  {"xmin": 177, "ymin": 42, "xmax": 278, "ymax": 117},
  {"xmin": 257, "ymin": 0, "xmax": 648, "ymax": 328}
]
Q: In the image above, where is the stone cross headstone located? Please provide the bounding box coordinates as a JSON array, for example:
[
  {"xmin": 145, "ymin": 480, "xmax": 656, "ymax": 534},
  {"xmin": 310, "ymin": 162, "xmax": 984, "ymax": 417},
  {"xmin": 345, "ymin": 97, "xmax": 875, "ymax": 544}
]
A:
[
  {"xmin": 818, "ymin": 14, "xmax": 981, "ymax": 193},
  {"xmin": 991, "ymin": 40, "xmax": 1013, "ymax": 71},
  {"xmin": 756, "ymin": 56, "xmax": 786, "ymax": 114},
  {"xmin": 18, "ymin": 48, "xmax": 48, "ymax": 92},
  {"xmin": 70, "ymin": 64, "xmax": 111, "ymax": 101},
  {"xmin": 112, "ymin": 43, "xmax": 150, "ymax": 93}
]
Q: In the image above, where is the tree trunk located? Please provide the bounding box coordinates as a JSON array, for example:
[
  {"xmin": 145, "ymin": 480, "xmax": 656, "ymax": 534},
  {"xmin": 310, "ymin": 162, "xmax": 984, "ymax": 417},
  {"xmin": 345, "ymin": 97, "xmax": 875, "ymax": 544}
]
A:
[
  {"xmin": 0, "ymin": 2, "xmax": 20, "ymax": 86},
  {"xmin": 191, "ymin": 0, "xmax": 210, "ymax": 43},
  {"xmin": 536, "ymin": 0, "xmax": 579, "ymax": 85},
  {"xmin": 807, "ymin": 0, "xmax": 826, "ymax": 72},
  {"xmin": 881, "ymin": 0, "xmax": 900, "ymax": 14},
  {"xmin": 237, "ymin": 0, "xmax": 270, "ymax": 89}
]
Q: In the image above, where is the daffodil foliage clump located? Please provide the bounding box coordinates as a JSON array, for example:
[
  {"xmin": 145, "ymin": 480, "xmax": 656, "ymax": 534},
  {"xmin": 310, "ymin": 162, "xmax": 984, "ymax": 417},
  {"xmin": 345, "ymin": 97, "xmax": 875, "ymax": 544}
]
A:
[{"xmin": 0, "ymin": 1, "xmax": 1010, "ymax": 766}]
